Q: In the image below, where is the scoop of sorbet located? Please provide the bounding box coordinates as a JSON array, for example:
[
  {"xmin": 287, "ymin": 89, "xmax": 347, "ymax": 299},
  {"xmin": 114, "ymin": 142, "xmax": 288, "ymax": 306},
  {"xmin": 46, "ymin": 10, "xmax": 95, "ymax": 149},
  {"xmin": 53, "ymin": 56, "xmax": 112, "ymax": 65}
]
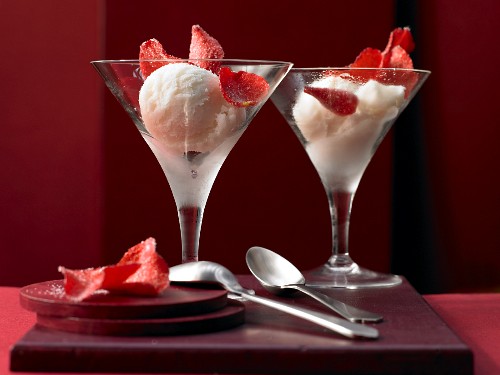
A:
[
  {"xmin": 293, "ymin": 75, "xmax": 405, "ymax": 143},
  {"xmin": 139, "ymin": 63, "xmax": 245, "ymax": 154}
]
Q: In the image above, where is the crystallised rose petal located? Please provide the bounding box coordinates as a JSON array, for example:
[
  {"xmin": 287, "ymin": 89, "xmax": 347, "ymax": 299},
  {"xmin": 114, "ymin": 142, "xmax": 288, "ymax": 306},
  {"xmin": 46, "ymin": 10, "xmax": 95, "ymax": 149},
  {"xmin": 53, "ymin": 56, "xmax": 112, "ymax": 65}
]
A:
[
  {"xmin": 113, "ymin": 237, "xmax": 170, "ymax": 295},
  {"xmin": 387, "ymin": 45, "xmax": 414, "ymax": 69},
  {"xmin": 58, "ymin": 266, "xmax": 106, "ymax": 302},
  {"xmin": 139, "ymin": 38, "xmax": 180, "ymax": 79},
  {"xmin": 219, "ymin": 67, "xmax": 270, "ymax": 107},
  {"xmin": 350, "ymin": 47, "xmax": 383, "ymax": 68},
  {"xmin": 58, "ymin": 263, "xmax": 141, "ymax": 302},
  {"xmin": 341, "ymin": 27, "xmax": 418, "ymax": 97},
  {"xmin": 303, "ymin": 86, "xmax": 358, "ymax": 116},
  {"xmin": 348, "ymin": 47, "xmax": 384, "ymax": 82},
  {"xmin": 378, "ymin": 46, "xmax": 418, "ymax": 97},
  {"xmin": 345, "ymin": 27, "xmax": 416, "ymax": 71},
  {"xmin": 383, "ymin": 27, "xmax": 415, "ymax": 56},
  {"xmin": 58, "ymin": 237, "xmax": 169, "ymax": 301},
  {"xmin": 189, "ymin": 24, "xmax": 224, "ymax": 74},
  {"xmin": 100, "ymin": 263, "xmax": 142, "ymax": 290},
  {"xmin": 382, "ymin": 27, "xmax": 415, "ymax": 68}
]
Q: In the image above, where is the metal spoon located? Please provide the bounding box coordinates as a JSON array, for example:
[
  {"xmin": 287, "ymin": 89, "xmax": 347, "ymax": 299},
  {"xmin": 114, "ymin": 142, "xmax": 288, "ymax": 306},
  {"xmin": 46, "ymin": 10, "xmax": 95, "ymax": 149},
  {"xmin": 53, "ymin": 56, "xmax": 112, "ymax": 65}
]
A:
[
  {"xmin": 169, "ymin": 261, "xmax": 378, "ymax": 339},
  {"xmin": 246, "ymin": 246, "xmax": 383, "ymax": 323}
]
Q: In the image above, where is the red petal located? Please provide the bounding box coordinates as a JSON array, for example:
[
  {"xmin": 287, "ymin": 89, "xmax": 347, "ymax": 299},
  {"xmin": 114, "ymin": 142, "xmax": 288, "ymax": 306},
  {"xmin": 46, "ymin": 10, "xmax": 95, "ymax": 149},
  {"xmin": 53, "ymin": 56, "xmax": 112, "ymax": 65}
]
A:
[
  {"xmin": 382, "ymin": 27, "xmax": 415, "ymax": 68},
  {"xmin": 348, "ymin": 48, "xmax": 383, "ymax": 82},
  {"xmin": 387, "ymin": 45, "xmax": 414, "ymax": 69},
  {"xmin": 335, "ymin": 27, "xmax": 418, "ymax": 100},
  {"xmin": 100, "ymin": 263, "xmax": 141, "ymax": 290},
  {"xmin": 350, "ymin": 47, "xmax": 383, "ymax": 68},
  {"xmin": 115, "ymin": 237, "xmax": 170, "ymax": 296},
  {"xmin": 383, "ymin": 27, "xmax": 415, "ymax": 55},
  {"xmin": 58, "ymin": 264, "xmax": 140, "ymax": 302},
  {"xmin": 59, "ymin": 237, "xmax": 170, "ymax": 301},
  {"xmin": 377, "ymin": 47, "xmax": 418, "ymax": 97},
  {"xmin": 304, "ymin": 87, "xmax": 358, "ymax": 116},
  {"xmin": 219, "ymin": 67, "xmax": 269, "ymax": 107},
  {"xmin": 139, "ymin": 38, "xmax": 180, "ymax": 79},
  {"xmin": 58, "ymin": 266, "xmax": 105, "ymax": 302},
  {"xmin": 189, "ymin": 25, "xmax": 224, "ymax": 74},
  {"xmin": 117, "ymin": 237, "xmax": 156, "ymax": 265}
]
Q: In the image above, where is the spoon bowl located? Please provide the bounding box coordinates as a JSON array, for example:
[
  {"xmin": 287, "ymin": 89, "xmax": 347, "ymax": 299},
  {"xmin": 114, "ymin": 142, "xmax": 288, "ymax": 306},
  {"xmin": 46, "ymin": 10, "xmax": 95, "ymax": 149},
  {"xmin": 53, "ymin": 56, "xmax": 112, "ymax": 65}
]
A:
[
  {"xmin": 246, "ymin": 247, "xmax": 305, "ymax": 296},
  {"xmin": 246, "ymin": 247, "xmax": 383, "ymax": 323}
]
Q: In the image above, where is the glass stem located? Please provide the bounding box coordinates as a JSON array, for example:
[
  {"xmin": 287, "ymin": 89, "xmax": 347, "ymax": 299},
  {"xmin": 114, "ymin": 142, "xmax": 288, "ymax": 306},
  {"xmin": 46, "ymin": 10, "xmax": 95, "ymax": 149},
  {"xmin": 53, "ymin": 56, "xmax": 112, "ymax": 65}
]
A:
[
  {"xmin": 328, "ymin": 190, "xmax": 355, "ymax": 268},
  {"xmin": 178, "ymin": 206, "xmax": 204, "ymax": 263}
]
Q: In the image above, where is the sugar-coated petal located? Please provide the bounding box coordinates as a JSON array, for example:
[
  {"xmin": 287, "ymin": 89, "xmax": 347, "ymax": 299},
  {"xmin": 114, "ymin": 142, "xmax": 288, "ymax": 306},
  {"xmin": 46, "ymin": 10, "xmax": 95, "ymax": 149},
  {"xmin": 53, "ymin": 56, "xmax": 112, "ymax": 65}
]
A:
[
  {"xmin": 343, "ymin": 27, "xmax": 418, "ymax": 98},
  {"xmin": 382, "ymin": 27, "xmax": 416, "ymax": 68},
  {"xmin": 350, "ymin": 48, "xmax": 383, "ymax": 68},
  {"xmin": 139, "ymin": 38, "xmax": 180, "ymax": 79},
  {"xmin": 304, "ymin": 87, "xmax": 358, "ymax": 116},
  {"xmin": 219, "ymin": 67, "xmax": 269, "ymax": 107},
  {"xmin": 58, "ymin": 237, "xmax": 170, "ymax": 301},
  {"xmin": 100, "ymin": 263, "xmax": 142, "ymax": 290},
  {"xmin": 379, "ymin": 46, "xmax": 418, "ymax": 97},
  {"xmin": 348, "ymin": 47, "xmax": 384, "ymax": 82},
  {"xmin": 58, "ymin": 266, "xmax": 106, "ymax": 302},
  {"xmin": 347, "ymin": 27, "xmax": 416, "ymax": 71},
  {"xmin": 383, "ymin": 27, "xmax": 415, "ymax": 55},
  {"xmin": 387, "ymin": 45, "xmax": 414, "ymax": 69},
  {"xmin": 189, "ymin": 25, "xmax": 224, "ymax": 74},
  {"xmin": 114, "ymin": 237, "xmax": 170, "ymax": 296}
]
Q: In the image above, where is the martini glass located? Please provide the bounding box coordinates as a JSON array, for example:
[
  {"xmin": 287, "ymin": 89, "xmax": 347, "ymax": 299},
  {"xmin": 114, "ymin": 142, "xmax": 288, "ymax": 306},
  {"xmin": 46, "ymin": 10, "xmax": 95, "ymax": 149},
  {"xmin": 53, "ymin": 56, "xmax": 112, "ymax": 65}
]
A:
[
  {"xmin": 92, "ymin": 59, "xmax": 292, "ymax": 263},
  {"xmin": 272, "ymin": 67, "xmax": 430, "ymax": 288}
]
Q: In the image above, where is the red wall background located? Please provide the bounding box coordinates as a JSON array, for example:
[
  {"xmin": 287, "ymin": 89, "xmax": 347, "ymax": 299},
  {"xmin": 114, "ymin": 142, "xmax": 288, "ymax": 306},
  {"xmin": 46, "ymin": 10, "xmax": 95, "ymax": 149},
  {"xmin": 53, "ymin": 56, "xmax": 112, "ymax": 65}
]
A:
[
  {"xmin": 0, "ymin": 0, "xmax": 104, "ymax": 285},
  {"xmin": 1, "ymin": 0, "xmax": 499, "ymax": 292}
]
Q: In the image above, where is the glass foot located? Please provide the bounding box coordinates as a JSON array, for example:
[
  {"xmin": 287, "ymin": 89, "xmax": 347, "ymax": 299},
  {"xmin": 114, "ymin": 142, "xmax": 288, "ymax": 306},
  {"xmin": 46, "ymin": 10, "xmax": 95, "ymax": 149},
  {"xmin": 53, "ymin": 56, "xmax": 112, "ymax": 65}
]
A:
[{"xmin": 303, "ymin": 262, "xmax": 402, "ymax": 289}]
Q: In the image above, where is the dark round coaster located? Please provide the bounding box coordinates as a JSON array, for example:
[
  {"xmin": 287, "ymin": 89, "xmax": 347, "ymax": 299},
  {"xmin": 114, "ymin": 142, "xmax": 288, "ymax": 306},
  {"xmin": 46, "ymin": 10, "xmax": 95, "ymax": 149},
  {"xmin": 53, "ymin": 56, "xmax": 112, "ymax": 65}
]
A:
[
  {"xmin": 20, "ymin": 280, "xmax": 227, "ymax": 319},
  {"xmin": 35, "ymin": 301, "xmax": 245, "ymax": 336}
]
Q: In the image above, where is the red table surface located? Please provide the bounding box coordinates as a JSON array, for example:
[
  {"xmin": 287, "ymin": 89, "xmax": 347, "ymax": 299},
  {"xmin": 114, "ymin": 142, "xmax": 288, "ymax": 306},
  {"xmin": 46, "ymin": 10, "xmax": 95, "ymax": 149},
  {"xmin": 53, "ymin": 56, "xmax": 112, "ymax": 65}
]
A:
[{"xmin": 2, "ymin": 285, "xmax": 500, "ymax": 375}]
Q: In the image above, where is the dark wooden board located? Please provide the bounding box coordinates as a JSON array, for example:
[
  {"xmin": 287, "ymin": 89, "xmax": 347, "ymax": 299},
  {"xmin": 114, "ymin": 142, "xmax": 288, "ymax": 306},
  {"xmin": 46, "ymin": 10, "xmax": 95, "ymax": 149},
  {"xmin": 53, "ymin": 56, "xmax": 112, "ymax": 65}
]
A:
[{"xmin": 11, "ymin": 277, "xmax": 473, "ymax": 374}]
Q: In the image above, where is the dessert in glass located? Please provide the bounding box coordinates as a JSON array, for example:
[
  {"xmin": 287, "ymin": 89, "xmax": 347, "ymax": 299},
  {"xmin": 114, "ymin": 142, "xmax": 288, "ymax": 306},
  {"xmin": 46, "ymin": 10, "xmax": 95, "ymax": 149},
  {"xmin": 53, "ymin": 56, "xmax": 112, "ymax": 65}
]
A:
[
  {"xmin": 271, "ymin": 28, "xmax": 430, "ymax": 288},
  {"xmin": 92, "ymin": 25, "xmax": 292, "ymax": 263}
]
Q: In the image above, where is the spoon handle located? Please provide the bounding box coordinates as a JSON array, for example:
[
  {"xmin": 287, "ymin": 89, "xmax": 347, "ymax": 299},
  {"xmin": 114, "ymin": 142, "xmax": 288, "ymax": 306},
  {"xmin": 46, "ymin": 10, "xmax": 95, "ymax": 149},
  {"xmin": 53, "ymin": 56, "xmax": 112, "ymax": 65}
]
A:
[
  {"xmin": 290, "ymin": 285, "xmax": 383, "ymax": 323},
  {"xmin": 235, "ymin": 291, "xmax": 378, "ymax": 339}
]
